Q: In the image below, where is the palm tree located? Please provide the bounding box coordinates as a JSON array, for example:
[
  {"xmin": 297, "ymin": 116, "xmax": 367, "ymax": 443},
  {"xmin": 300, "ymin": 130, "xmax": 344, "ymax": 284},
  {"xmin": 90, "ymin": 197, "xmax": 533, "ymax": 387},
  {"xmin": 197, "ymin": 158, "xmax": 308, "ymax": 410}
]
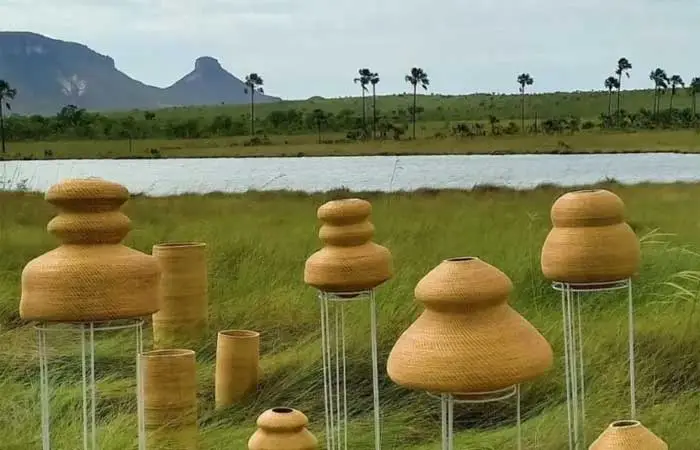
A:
[
  {"xmin": 404, "ymin": 67, "xmax": 429, "ymax": 139},
  {"xmin": 370, "ymin": 71, "xmax": 380, "ymax": 139},
  {"xmin": 353, "ymin": 69, "xmax": 371, "ymax": 134},
  {"xmin": 244, "ymin": 73, "xmax": 264, "ymax": 136},
  {"xmin": 668, "ymin": 75, "xmax": 685, "ymax": 111},
  {"xmin": 0, "ymin": 80, "xmax": 17, "ymax": 154},
  {"xmin": 604, "ymin": 76, "xmax": 620, "ymax": 116},
  {"xmin": 614, "ymin": 57, "xmax": 632, "ymax": 123},
  {"xmin": 517, "ymin": 73, "xmax": 534, "ymax": 132},
  {"xmin": 689, "ymin": 77, "xmax": 700, "ymax": 116},
  {"xmin": 311, "ymin": 108, "xmax": 329, "ymax": 144},
  {"xmin": 648, "ymin": 68, "xmax": 668, "ymax": 115}
]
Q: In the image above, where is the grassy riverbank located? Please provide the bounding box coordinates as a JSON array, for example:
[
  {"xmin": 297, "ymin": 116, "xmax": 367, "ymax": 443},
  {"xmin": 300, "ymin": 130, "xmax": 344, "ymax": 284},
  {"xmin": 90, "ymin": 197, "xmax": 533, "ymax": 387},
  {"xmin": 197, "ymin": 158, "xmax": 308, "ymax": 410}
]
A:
[
  {"xmin": 1, "ymin": 183, "xmax": 699, "ymax": 448},
  {"xmin": 3, "ymin": 128, "xmax": 700, "ymax": 160}
]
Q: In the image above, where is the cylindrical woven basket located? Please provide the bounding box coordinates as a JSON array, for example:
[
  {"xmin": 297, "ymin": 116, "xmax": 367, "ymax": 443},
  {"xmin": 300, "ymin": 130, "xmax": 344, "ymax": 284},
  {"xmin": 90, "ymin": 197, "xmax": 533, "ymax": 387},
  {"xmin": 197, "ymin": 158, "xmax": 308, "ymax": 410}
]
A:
[
  {"xmin": 248, "ymin": 407, "xmax": 318, "ymax": 450},
  {"xmin": 20, "ymin": 178, "xmax": 161, "ymax": 322},
  {"xmin": 141, "ymin": 349, "xmax": 198, "ymax": 450},
  {"xmin": 215, "ymin": 329, "xmax": 260, "ymax": 408},
  {"xmin": 304, "ymin": 198, "xmax": 392, "ymax": 293},
  {"xmin": 541, "ymin": 189, "xmax": 641, "ymax": 283},
  {"xmin": 152, "ymin": 242, "xmax": 208, "ymax": 349},
  {"xmin": 589, "ymin": 420, "xmax": 667, "ymax": 450},
  {"xmin": 387, "ymin": 257, "xmax": 553, "ymax": 393}
]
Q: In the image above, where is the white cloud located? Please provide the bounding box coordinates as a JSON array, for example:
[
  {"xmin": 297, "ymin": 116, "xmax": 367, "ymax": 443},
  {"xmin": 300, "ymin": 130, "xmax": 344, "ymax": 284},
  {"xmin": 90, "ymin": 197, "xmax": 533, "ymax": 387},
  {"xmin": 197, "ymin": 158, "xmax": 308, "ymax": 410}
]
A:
[{"xmin": 1, "ymin": 0, "xmax": 698, "ymax": 98}]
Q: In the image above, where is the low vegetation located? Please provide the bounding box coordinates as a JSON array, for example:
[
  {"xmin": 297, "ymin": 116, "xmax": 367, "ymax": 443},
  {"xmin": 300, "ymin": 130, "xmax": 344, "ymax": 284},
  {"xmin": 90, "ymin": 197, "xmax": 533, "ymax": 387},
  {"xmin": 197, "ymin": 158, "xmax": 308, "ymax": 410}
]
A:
[{"xmin": 1, "ymin": 183, "xmax": 699, "ymax": 448}]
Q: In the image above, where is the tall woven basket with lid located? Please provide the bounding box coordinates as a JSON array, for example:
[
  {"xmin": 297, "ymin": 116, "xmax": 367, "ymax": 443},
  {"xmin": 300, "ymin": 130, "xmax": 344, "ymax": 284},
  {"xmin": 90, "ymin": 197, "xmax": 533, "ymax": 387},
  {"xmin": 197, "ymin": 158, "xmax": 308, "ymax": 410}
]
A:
[{"xmin": 19, "ymin": 178, "xmax": 161, "ymax": 450}]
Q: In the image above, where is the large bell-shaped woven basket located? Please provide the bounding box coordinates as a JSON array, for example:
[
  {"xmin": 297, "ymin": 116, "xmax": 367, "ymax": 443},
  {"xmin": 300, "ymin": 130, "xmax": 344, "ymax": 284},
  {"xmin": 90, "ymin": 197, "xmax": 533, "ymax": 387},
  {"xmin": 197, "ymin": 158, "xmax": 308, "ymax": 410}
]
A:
[
  {"xmin": 589, "ymin": 420, "xmax": 667, "ymax": 450},
  {"xmin": 541, "ymin": 189, "xmax": 641, "ymax": 284},
  {"xmin": 20, "ymin": 178, "xmax": 161, "ymax": 322},
  {"xmin": 387, "ymin": 257, "xmax": 553, "ymax": 394},
  {"xmin": 304, "ymin": 198, "xmax": 392, "ymax": 293}
]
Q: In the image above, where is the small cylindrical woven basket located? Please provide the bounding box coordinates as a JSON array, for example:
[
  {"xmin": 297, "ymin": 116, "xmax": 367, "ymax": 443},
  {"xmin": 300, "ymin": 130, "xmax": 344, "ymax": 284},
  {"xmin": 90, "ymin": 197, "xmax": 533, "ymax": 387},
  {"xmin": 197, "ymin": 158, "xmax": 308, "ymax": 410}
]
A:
[
  {"xmin": 152, "ymin": 243, "xmax": 208, "ymax": 349},
  {"xmin": 541, "ymin": 189, "xmax": 641, "ymax": 283},
  {"xmin": 215, "ymin": 329, "xmax": 260, "ymax": 408},
  {"xmin": 589, "ymin": 420, "xmax": 667, "ymax": 450},
  {"xmin": 304, "ymin": 198, "xmax": 392, "ymax": 293},
  {"xmin": 141, "ymin": 349, "xmax": 198, "ymax": 450},
  {"xmin": 387, "ymin": 257, "xmax": 553, "ymax": 393},
  {"xmin": 248, "ymin": 407, "xmax": 318, "ymax": 450}
]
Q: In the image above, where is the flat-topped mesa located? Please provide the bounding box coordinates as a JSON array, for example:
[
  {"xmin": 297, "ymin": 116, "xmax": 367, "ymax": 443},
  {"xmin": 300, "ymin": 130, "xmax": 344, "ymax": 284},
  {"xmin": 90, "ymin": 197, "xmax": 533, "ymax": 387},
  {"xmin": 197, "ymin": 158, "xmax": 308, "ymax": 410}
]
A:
[
  {"xmin": 20, "ymin": 178, "xmax": 161, "ymax": 322},
  {"xmin": 304, "ymin": 198, "xmax": 392, "ymax": 293},
  {"xmin": 45, "ymin": 178, "xmax": 131, "ymax": 245}
]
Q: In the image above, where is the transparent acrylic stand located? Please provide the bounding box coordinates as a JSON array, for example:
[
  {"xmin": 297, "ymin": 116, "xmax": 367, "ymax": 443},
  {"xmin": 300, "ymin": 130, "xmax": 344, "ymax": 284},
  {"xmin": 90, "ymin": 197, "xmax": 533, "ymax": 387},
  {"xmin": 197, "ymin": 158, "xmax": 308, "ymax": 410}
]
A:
[
  {"xmin": 429, "ymin": 385, "xmax": 522, "ymax": 450},
  {"xmin": 318, "ymin": 289, "xmax": 380, "ymax": 450},
  {"xmin": 35, "ymin": 319, "xmax": 145, "ymax": 450},
  {"xmin": 552, "ymin": 279, "xmax": 635, "ymax": 450}
]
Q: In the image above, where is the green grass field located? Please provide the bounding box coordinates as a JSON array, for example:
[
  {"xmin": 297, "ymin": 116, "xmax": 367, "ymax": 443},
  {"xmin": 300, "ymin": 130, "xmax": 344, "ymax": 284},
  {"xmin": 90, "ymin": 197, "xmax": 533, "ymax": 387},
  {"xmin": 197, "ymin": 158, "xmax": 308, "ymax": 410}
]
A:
[
  {"xmin": 110, "ymin": 89, "xmax": 695, "ymax": 123},
  {"xmin": 5, "ymin": 128, "xmax": 700, "ymax": 160},
  {"xmin": 1, "ymin": 183, "xmax": 699, "ymax": 448}
]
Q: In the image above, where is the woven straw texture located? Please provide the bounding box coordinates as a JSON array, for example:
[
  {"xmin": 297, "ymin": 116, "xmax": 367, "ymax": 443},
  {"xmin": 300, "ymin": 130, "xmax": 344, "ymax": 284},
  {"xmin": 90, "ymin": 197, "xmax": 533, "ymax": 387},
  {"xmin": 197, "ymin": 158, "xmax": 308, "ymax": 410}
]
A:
[
  {"xmin": 152, "ymin": 243, "xmax": 208, "ymax": 349},
  {"xmin": 541, "ymin": 189, "xmax": 641, "ymax": 283},
  {"xmin": 20, "ymin": 178, "xmax": 161, "ymax": 322},
  {"xmin": 387, "ymin": 257, "xmax": 553, "ymax": 393},
  {"xmin": 141, "ymin": 349, "xmax": 198, "ymax": 450},
  {"xmin": 589, "ymin": 420, "xmax": 667, "ymax": 450},
  {"xmin": 248, "ymin": 407, "xmax": 318, "ymax": 450},
  {"xmin": 215, "ymin": 330, "xmax": 260, "ymax": 408},
  {"xmin": 304, "ymin": 198, "xmax": 392, "ymax": 292}
]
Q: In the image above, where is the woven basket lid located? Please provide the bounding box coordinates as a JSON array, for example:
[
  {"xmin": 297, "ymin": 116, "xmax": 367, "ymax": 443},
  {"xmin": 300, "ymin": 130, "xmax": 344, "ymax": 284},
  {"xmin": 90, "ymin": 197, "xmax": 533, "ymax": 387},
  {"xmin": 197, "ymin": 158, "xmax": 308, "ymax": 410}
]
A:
[
  {"xmin": 387, "ymin": 257, "xmax": 553, "ymax": 393},
  {"xmin": 589, "ymin": 420, "xmax": 667, "ymax": 450},
  {"xmin": 541, "ymin": 189, "xmax": 641, "ymax": 283},
  {"xmin": 20, "ymin": 178, "xmax": 161, "ymax": 322},
  {"xmin": 304, "ymin": 198, "xmax": 392, "ymax": 293}
]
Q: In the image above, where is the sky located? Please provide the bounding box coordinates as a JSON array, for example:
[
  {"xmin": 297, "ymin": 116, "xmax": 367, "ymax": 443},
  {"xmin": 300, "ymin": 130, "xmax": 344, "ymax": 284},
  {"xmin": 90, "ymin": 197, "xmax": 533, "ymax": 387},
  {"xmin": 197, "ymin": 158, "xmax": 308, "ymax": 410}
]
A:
[{"xmin": 1, "ymin": 0, "xmax": 699, "ymax": 100}]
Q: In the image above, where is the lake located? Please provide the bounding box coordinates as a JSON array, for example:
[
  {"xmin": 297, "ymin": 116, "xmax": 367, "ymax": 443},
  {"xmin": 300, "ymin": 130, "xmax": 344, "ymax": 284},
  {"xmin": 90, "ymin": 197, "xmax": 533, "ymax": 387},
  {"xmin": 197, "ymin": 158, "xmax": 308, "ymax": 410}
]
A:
[{"xmin": 2, "ymin": 153, "xmax": 699, "ymax": 195}]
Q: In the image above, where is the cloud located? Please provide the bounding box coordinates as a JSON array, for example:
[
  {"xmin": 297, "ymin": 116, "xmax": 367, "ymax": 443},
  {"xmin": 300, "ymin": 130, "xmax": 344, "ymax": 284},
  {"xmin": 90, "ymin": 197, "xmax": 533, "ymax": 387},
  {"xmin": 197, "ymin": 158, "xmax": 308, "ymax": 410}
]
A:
[{"xmin": 1, "ymin": 0, "xmax": 699, "ymax": 98}]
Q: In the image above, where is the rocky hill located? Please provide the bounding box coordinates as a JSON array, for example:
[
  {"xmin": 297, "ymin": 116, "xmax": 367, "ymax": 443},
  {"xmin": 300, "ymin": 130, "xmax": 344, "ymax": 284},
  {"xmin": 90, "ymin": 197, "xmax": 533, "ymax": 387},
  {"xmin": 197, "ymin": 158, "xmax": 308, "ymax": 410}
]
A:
[{"xmin": 0, "ymin": 32, "xmax": 281, "ymax": 115}]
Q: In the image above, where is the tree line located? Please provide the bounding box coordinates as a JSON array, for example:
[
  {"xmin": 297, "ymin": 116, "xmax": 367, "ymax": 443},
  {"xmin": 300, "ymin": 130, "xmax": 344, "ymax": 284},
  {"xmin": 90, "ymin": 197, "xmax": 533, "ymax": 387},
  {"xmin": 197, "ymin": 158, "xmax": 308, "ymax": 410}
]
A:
[{"xmin": 1, "ymin": 57, "xmax": 700, "ymax": 152}]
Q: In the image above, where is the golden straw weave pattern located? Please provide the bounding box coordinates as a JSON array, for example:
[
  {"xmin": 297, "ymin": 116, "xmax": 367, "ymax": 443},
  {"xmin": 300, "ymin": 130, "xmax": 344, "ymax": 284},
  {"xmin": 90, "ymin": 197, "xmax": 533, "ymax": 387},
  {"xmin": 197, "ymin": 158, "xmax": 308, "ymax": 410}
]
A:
[
  {"xmin": 589, "ymin": 420, "xmax": 667, "ymax": 450},
  {"xmin": 248, "ymin": 407, "xmax": 318, "ymax": 450}
]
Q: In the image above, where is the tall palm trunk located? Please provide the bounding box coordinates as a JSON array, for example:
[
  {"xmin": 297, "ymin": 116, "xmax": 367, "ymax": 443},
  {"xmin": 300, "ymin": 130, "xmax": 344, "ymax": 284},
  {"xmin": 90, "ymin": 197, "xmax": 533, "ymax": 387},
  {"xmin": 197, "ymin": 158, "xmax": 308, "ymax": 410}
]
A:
[
  {"xmin": 0, "ymin": 102, "xmax": 5, "ymax": 154},
  {"xmin": 693, "ymin": 93, "xmax": 697, "ymax": 117},
  {"xmin": 412, "ymin": 84, "xmax": 417, "ymax": 139},
  {"xmin": 607, "ymin": 90, "xmax": 612, "ymax": 116},
  {"xmin": 520, "ymin": 90, "xmax": 525, "ymax": 132},
  {"xmin": 250, "ymin": 89, "xmax": 255, "ymax": 136},
  {"xmin": 652, "ymin": 88, "xmax": 657, "ymax": 115},
  {"xmin": 372, "ymin": 85, "xmax": 377, "ymax": 140},
  {"xmin": 616, "ymin": 75, "xmax": 622, "ymax": 125},
  {"xmin": 669, "ymin": 92, "xmax": 674, "ymax": 111},
  {"xmin": 317, "ymin": 121, "xmax": 322, "ymax": 144},
  {"xmin": 360, "ymin": 90, "xmax": 366, "ymax": 137}
]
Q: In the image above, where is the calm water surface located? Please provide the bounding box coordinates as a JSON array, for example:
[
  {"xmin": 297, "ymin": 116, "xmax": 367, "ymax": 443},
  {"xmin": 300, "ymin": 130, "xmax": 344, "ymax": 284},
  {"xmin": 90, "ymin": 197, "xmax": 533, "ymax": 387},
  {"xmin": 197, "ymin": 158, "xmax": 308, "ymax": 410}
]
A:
[{"xmin": 1, "ymin": 153, "xmax": 699, "ymax": 195}]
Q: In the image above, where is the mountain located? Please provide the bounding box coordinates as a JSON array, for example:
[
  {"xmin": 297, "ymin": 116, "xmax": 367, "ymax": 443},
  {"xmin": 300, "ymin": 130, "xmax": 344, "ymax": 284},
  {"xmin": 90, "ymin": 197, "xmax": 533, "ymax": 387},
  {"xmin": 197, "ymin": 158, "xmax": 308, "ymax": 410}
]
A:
[{"xmin": 0, "ymin": 32, "xmax": 281, "ymax": 115}]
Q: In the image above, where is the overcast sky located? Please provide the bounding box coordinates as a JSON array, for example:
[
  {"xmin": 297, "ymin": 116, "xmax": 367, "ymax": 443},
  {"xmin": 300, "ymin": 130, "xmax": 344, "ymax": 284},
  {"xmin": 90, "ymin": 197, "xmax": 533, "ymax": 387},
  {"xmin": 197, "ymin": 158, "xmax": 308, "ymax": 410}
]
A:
[{"xmin": 1, "ymin": 0, "xmax": 699, "ymax": 100}]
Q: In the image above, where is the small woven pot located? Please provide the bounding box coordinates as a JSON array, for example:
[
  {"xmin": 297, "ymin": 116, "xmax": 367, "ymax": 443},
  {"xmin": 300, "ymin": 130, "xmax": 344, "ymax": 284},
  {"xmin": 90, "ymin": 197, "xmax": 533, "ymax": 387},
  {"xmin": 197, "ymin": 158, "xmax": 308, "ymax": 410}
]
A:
[
  {"xmin": 141, "ymin": 349, "xmax": 198, "ymax": 450},
  {"xmin": 589, "ymin": 420, "xmax": 667, "ymax": 450},
  {"xmin": 248, "ymin": 407, "xmax": 318, "ymax": 450},
  {"xmin": 304, "ymin": 198, "xmax": 392, "ymax": 293},
  {"xmin": 20, "ymin": 178, "xmax": 161, "ymax": 322},
  {"xmin": 387, "ymin": 257, "xmax": 553, "ymax": 393},
  {"xmin": 215, "ymin": 329, "xmax": 260, "ymax": 408},
  {"xmin": 541, "ymin": 189, "xmax": 641, "ymax": 283},
  {"xmin": 152, "ymin": 242, "xmax": 208, "ymax": 349}
]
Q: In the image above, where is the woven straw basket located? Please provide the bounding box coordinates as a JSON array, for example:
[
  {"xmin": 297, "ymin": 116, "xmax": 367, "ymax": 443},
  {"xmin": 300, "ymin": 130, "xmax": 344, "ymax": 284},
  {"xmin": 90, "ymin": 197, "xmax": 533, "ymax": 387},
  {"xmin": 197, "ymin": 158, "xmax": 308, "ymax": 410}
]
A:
[
  {"xmin": 304, "ymin": 198, "xmax": 392, "ymax": 293},
  {"xmin": 589, "ymin": 420, "xmax": 667, "ymax": 450},
  {"xmin": 541, "ymin": 189, "xmax": 641, "ymax": 284},
  {"xmin": 215, "ymin": 329, "xmax": 260, "ymax": 408},
  {"xmin": 20, "ymin": 178, "xmax": 161, "ymax": 322},
  {"xmin": 248, "ymin": 407, "xmax": 318, "ymax": 450},
  {"xmin": 387, "ymin": 257, "xmax": 553, "ymax": 393},
  {"xmin": 152, "ymin": 242, "xmax": 208, "ymax": 349},
  {"xmin": 141, "ymin": 349, "xmax": 198, "ymax": 450}
]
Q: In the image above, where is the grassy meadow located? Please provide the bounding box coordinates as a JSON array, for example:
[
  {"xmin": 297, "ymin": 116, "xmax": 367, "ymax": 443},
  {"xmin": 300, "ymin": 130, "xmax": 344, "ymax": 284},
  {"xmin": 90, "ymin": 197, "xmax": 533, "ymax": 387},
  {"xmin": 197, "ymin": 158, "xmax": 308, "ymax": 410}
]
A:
[
  {"xmin": 7, "ymin": 128, "xmax": 700, "ymax": 160},
  {"xmin": 1, "ymin": 183, "xmax": 700, "ymax": 448}
]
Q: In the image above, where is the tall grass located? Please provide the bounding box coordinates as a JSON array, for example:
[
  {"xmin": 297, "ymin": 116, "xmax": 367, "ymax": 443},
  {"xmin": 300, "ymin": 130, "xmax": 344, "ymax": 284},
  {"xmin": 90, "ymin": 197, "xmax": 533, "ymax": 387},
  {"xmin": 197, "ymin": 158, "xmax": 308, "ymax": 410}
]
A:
[{"xmin": 1, "ymin": 183, "xmax": 699, "ymax": 448}]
